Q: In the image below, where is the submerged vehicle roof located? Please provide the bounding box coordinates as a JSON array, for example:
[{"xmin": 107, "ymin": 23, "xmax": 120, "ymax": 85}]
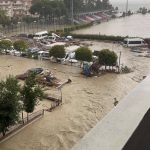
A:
[{"xmin": 34, "ymin": 31, "xmax": 48, "ymax": 35}]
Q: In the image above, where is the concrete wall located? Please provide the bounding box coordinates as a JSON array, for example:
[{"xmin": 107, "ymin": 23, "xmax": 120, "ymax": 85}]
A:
[{"xmin": 72, "ymin": 76, "xmax": 150, "ymax": 150}]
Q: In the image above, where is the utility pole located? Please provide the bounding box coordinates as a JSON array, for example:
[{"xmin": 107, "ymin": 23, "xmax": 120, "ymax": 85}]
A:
[
  {"xmin": 126, "ymin": 0, "xmax": 129, "ymax": 16},
  {"xmin": 118, "ymin": 51, "xmax": 122, "ymax": 73},
  {"xmin": 71, "ymin": 0, "xmax": 74, "ymax": 25}
]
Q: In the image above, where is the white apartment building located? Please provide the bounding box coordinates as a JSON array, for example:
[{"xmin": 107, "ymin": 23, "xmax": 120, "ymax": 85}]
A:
[{"xmin": 0, "ymin": 0, "xmax": 32, "ymax": 17}]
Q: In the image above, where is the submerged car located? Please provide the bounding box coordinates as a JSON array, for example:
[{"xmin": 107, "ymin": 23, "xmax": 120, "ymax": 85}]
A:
[{"xmin": 16, "ymin": 68, "xmax": 44, "ymax": 80}]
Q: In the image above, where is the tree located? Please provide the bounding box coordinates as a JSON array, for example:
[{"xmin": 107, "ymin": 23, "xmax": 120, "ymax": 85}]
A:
[
  {"xmin": 127, "ymin": 10, "xmax": 132, "ymax": 16},
  {"xmin": 138, "ymin": 7, "xmax": 148, "ymax": 14},
  {"xmin": 0, "ymin": 10, "xmax": 10, "ymax": 27},
  {"xmin": 64, "ymin": 0, "xmax": 84, "ymax": 14},
  {"xmin": 49, "ymin": 45, "xmax": 66, "ymax": 61},
  {"xmin": 13, "ymin": 40, "xmax": 27, "ymax": 52},
  {"xmin": 98, "ymin": 49, "xmax": 117, "ymax": 70},
  {"xmin": 0, "ymin": 40, "xmax": 12, "ymax": 52},
  {"xmin": 102, "ymin": 0, "xmax": 112, "ymax": 10},
  {"xmin": 75, "ymin": 47, "xmax": 92, "ymax": 62},
  {"xmin": 0, "ymin": 76, "xmax": 21, "ymax": 136},
  {"xmin": 141, "ymin": 7, "xmax": 147, "ymax": 14},
  {"xmin": 122, "ymin": 12, "xmax": 126, "ymax": 17},
  {"xmin": 21, "ymin": 72, "xmax": 43, "ymax": 121},
  {"xmin": 30, "ymin": 0, "xmax": 66, "ymax": 19},
  {"xmin": 96, "ymin": 0, "xmax": 102, "ymax": 10}
]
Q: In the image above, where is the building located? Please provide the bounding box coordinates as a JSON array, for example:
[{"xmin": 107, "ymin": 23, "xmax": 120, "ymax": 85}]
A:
[{"xmin": 0, "ymin": 0, "xmax": 32, "ymax": 17}]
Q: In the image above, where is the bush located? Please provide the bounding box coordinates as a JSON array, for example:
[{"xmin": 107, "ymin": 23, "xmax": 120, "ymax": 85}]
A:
[
  {"xmin": 75, "ymin": 47, "xmax": 92, "ymax": 62},
  {"xmin": 49, "ymin": 45, "xmax": 66, "ymax": 59},
  {"xmin": 13, "ymin": 40, "xmax": 27, "ymax": 52},
  {"xmin": 99, "ymin": 49, "xmax": 118, "ymax": 67},
  {"xmin": 0, "ymin": 40, "xmax": 12, "ymax": 50}
]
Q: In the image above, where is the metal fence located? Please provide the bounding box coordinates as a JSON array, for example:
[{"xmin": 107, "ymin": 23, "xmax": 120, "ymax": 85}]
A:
[{"xmin": 0, "ymin": 110, "xmax": 44, "ymax": 142}]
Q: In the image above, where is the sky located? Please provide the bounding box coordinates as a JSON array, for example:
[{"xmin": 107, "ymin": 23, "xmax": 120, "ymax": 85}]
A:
[
  {"xmin": 110, "ymin": 0, "xmax": 150, "ymax": 11},
  {"xmin": 110, "ymin": 0, "xmax": 149, "ymax": 3}
]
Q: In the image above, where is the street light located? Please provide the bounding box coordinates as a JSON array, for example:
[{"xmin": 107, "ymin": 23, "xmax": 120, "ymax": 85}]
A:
[
  {"xmin": 32, "ymin": 21, "xmax": 37, "ymax": 34},
  {"xmin": 71, "ymin": 0, "xmax": 74, "ymax": 25},
  {"xmin": 126, "ymin": 0, "xmax": 129, "ymax": 16},
  {"xmin": 17, "ymin": 22, "xmax": 21, "ymax": 34},
  {"xmin": 42, "ymin": 6, "xmax": 45, "ymax": 30}
]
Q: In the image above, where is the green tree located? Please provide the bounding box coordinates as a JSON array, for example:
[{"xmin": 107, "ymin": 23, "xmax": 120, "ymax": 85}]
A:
[
  {"xmin": 49, "ymin": 45, "xmax": 66, "ymax": 60},
  {"xmin": 138, "ymin": 7, "xmax": 148, "ymax": 14},
  {"xmin": 13, "ymin": 40, "xmax": 27, "ymax": 52},
  {"xmin": 30, "ymin": 0, "xmax": 66, "ymax": 19},
  {"xmin": 64, "ymin": 0, "xmax": 84, "ymax": 14},
  {"xmin": 21, "ymin": 72, "xmax": 43, "ymax": 121},
  {"xmin": 0, "ymin": 10, "xmax": 10, "ymax": 27},
  {"xmin": 0, "ymin": 40, "xmax": 12, "ymax": 51},
  {"xmin": 98, "ymin": 49, "xmax": 118, "ymax": 70},
  {"xmin": 102, "ymin": 0, "xmax": 112, "ymax": 10},
  {"xmin": 0, "ymin": 76, "xmax": 21, "ymax": 136},
  {"xmin": 75, "ymin": 47, "xmax": 92, "ymax": 62},
  {"xmin": 141, "ymin": 7, "xmax": 147, "ymax": 14},
  {"xmin": 127, "ymin": 10, "xmax": 132, "ymax": 16},
  {"xmin": 122, "ymin": 12, "xmax": 126, "ymax": 17}
]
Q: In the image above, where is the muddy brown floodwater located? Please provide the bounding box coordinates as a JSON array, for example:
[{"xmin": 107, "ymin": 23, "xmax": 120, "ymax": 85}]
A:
[
  {"xmin": 0, "ymin": 41, "xmax": 150, "ymax": 150},
  {"xmin": 74, "ymin": 14, "xmax": 150, "ymax": 38}
]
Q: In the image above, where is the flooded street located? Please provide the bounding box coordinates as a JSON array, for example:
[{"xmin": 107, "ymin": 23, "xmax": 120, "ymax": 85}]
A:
[
  {"xmin": 74, "ymin": 14, "xmax": 150, "ymax": 38},
  {"xmin": 0, "ymin": 41, "xmax": 150, "ymax": 150}
]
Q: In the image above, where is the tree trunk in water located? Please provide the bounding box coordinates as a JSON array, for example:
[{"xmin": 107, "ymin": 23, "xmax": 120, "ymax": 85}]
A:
[
  {"xmin": 80, "ymin": 61, "xmax": 83, "ymax": 68},
  {"xmin": 27, "ymin": 113, "xmax": 29, "ymax": 122},
  {"xmin": 22, "ymin": 111, "xmax": 24, "ymax": 124},
  {"xmin": 2, "ymin": 130, "xmax": 6, "ymax": 136}
]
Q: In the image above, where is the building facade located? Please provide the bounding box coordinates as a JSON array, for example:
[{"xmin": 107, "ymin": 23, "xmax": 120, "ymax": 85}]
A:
[{"xmin": 0, "ymin": 0, "xmax": 32, "ymax": 17}]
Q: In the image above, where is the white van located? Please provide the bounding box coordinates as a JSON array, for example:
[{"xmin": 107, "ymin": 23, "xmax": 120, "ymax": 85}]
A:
[
  {"xmin": 123, "ymin": 38, "xmax": 146, "ymax": 47},
  {"xmin": 33, "ymin": 31, "xmax": 48, "ymax": 40},
  {"xmin": 38, "ymin": 51, "xmax": 49, "ymax": 60}
]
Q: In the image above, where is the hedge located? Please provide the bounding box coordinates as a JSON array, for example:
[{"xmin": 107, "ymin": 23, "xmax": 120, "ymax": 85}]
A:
[{"xmin": 71, "ymin": 34, "xmax": 125, "ymax": 42}]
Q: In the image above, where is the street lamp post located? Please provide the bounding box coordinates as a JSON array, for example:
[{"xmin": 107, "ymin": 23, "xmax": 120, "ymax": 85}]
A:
[
  {"xmin": 17, "ymin": 22, "xmax": 21, "ymax": 34},
  {"xmin": 33, "ymin": 21, "xmax": 37, "ymax": 33},
  {"xmin": 42, "ymin": 6, "xmax": 45, "ymax": 30},
  {"xmin": 126, "ymin": 0, "xmax": 129, "ymax": 15},
  {"xmin": 71, "ymin": 0, "xmax": 74, "ymax": 25},
  {"xmin": 118, "ymin": 51, "xmax": 122, "ymax": 73}
]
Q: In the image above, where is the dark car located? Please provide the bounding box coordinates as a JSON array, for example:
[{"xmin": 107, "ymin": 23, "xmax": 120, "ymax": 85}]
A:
[
  {"xmin": 16, "ymin": 68, "xmax": 43, "ymax": 80},
  {"xmin": 28, "ymin": 34, "xmax": 34, "ymax": 39},
  {"xmin": 28, "ymin": 68, "xmax": 44, "ymax": 75}
]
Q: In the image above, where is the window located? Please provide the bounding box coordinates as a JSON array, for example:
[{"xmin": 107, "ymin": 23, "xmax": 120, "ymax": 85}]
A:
[
  {"xmin": 129, "ymin": 41, "xmax": 142, "ymax": 44},
  {"xmin": 124, "ymin": 40, "xmax": 127, "ymax": 44}
]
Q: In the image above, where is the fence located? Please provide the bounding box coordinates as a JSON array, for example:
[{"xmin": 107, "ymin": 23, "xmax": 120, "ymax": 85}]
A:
[{"xmin": 0, "ymin": 109, "xmax": 44, "ymax": 142}]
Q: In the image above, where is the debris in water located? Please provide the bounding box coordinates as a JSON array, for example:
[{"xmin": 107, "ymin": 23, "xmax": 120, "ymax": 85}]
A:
[{"xmin": 114, "ymin": 98, "xmax": 119, "ymax": 106}]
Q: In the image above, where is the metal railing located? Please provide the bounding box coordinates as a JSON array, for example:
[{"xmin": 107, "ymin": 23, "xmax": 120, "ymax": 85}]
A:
[{"xmin": 0, "ymin": 109, "xmax": 44, "ymax": 141}]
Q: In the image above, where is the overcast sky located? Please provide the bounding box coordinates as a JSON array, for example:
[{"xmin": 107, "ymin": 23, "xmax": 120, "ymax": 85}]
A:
[
  {"xmin": 110, "ymin": 0, "xmax": 149, "ymax": 4},
  {"xmin": 109, "ymin": 0, "xmax": 150, "ymax": 11}
]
